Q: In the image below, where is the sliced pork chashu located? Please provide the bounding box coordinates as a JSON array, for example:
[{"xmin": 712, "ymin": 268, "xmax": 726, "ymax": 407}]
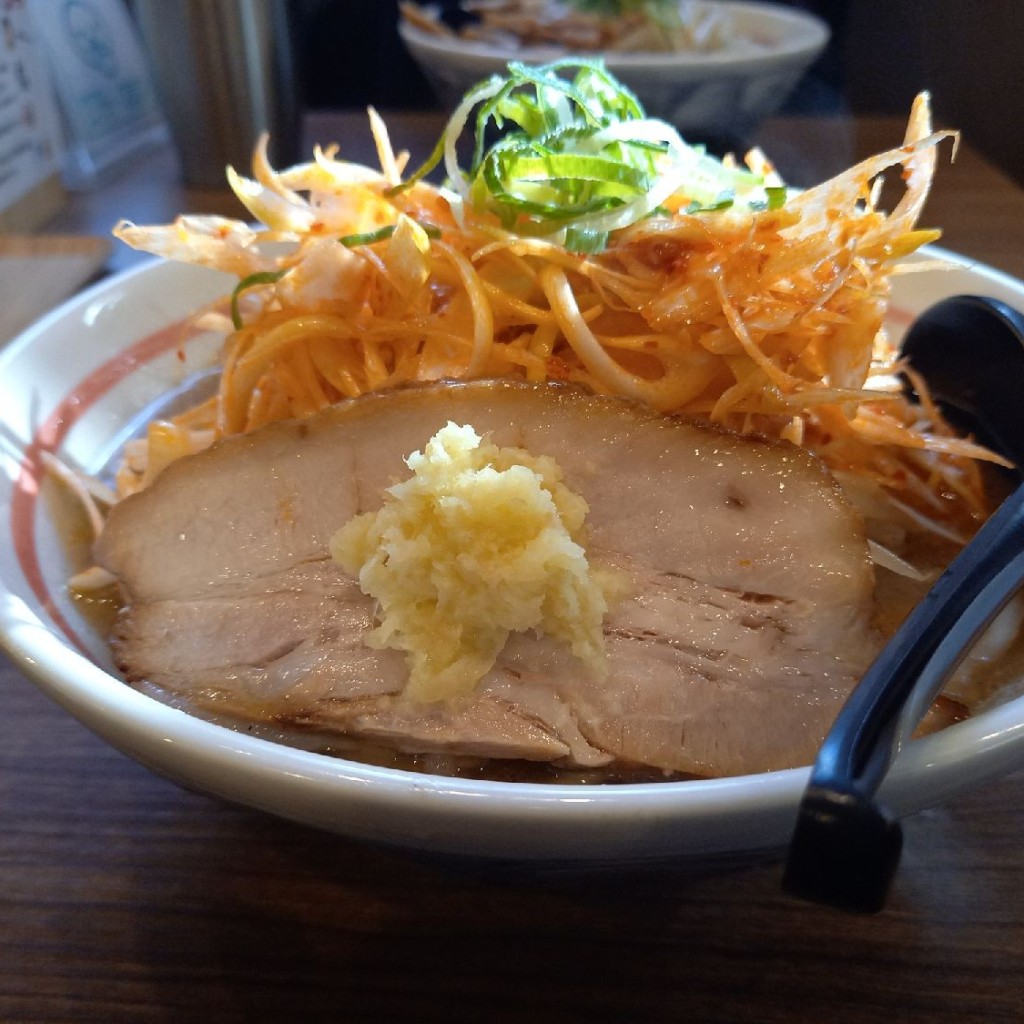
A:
[{"xmin": 96, "ymin": 380, "xmax": 882, "ymax": 777}]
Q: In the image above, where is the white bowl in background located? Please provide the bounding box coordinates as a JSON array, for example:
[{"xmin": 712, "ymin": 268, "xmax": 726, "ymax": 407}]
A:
[
  {"xmin": 398, "ymin": 1, "xmax": 830, "ymax": 139},
  {"xmin": 2, "ymin": 249, "xmax": 1024, "ymax": 869}
]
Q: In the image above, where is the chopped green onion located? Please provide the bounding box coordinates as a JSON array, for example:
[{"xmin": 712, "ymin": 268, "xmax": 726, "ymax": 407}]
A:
[
  {"xmin": 748, "ymin": 187, "xmax": 789, "ymax": 213},
  {"xmin": 384, "ymin": 130, "xmax": 446, "ymax": 197},
  {"xmin": 564, "ymin": 226, "xmax": 610, "ymax": 253},
  {"xmin": 338, "ymin": 221, "xmax": 442, "ymax": 247},
  {"xmin": 338, "ymin": 225, "xmax": 398, "ymax": 247},
  {"xmin": 229, "ymin": 222, "xmax": 443, "ymax": 330},
  {"xmin": 686, "ymin": 193, "xmax": 735, "ymax": 215},
  {"xmin": 231, "ymin": 270, "xmax": 286, "ymax": 330},
  {"xmin": 389, "ymin": 59, "xmax": 788, "ymax": 253}
]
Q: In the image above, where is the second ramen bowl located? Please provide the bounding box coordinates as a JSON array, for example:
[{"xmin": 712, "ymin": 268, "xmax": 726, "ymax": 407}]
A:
[{"xmin": 398, "ymin": 1, "xmax": 830, "ymax": 140}]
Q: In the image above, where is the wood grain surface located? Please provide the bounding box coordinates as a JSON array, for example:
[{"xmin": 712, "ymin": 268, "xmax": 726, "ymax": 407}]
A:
[
  {"xmin": 6, "ymin": 112, "xmax": 1024, "ymax": 1023},
  {"xmin": 2, "ymin": 661, "xmax": 1023, "ymax": 1023}
]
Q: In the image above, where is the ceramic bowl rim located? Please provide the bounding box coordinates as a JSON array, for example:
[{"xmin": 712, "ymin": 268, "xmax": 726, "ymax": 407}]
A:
[{"xmin": 3, "ymin": 246, "xmax": 1024, "ymax": 862}]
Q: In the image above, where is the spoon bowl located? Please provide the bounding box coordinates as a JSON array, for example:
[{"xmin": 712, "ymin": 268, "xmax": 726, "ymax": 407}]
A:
[
  {"xmin": 900, "ymin": 294, "xmax": 1024, "ymax": 467},
  {"xmin": 784, "ymin": 294, "xmax": 1024, "ymax": 912}
]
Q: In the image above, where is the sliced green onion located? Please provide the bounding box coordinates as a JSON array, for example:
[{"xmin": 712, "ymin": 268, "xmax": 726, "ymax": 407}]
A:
[
  {"xmin": 230, "ymin": 220, "xmax": 444, "ymax": 329},
  {"xmin": 748, "ymin": 187, "xmax": 789, "ymax": 213},
  {"xmin": 338, "ymin": 221, "xmax": 442, "ymax": 247},
  {"xmin": 387, "ymin": 59, "xmax": 788, "ymax": 252},
  {"xmin": 564, "ymin": 226, "xmax": 610, "ymax": 253},
  {"xmin": 686, "ymin": 193, "xmax": 735, "ymax": 215},
  {"xmin": 338, "ymin": 225, "xmax": 399, "ymax": 247},
  {"xmin": 231, "ymin": 270, "xmax": 286, "ymax": 330},
  {"xmin": 390, "ymin": 74, "xmax": 504, "ymax": 196},
  {"xmin": 384, "ymin": 131, "xmax": 446, "ymax": 197}
]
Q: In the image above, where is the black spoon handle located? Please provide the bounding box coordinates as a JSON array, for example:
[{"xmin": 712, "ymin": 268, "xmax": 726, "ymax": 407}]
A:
[{"xmin": 783, "ymin": 481, "xmax": 1024, "ymax": 912}]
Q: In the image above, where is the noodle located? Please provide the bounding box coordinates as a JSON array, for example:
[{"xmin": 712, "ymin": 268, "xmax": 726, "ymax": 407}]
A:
[{"xmin": 111, "ymin": 85, "xmax": 1007, "ymax": 546}]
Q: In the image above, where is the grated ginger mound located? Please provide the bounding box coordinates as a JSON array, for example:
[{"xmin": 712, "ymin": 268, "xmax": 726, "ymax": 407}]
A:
[{"xmin": 330, "ymin": 422, "xmax": 609, "ymax": 702}]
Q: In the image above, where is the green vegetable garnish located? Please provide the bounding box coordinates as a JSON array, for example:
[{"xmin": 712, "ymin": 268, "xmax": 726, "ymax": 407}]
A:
[
  {"xmin": 337, "ymin": 222, "xmax": 442, "ymax": 247},
  {"xmin": 231, "ymin": 270, "xmax": 286, "ymax": 330},
  {"xmin": 391, "ymin": 60, "xmax": 786, "ymax": 253},
  {"xmin": 230, "ymin": 222, "xmax": 443, "ymax": 329}
]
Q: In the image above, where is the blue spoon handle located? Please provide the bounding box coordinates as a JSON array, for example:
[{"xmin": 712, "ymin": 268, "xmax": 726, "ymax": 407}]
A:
[{"xmin": 783, "ymin": 480, "xmax": 1024, "ymax": 912}]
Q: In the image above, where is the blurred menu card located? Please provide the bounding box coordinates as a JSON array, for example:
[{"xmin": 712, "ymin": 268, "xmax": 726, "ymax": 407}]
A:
[
  {"xmin": 28, "ymin": 0, "xmax": 168, "ymax": 188},
  {"xmin": 0, "ymin": 0, "xmax": 63, "ymax": 230}
]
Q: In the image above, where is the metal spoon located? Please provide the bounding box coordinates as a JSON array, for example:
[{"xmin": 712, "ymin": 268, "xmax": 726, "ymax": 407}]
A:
[{"xmin": 782, "ymin": 294, "xmax": 1024, "ymax": 913}]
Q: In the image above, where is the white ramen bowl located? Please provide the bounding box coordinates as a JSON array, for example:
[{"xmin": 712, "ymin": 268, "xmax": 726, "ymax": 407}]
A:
[
  {"xmin": 2, "ymin": 249, "xmax": 1024, "ymax": 868},
  {"xmin": 398, "ymin": 1, "xmax": 830, "ymax": 138}
]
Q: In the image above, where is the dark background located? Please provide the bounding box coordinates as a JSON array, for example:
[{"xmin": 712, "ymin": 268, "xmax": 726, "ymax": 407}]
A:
[
  {"xmin": 294, "ymin": 0, "xmax": 847, "ymax": 112},
  {"xmin": 291, "ymin": 0, "xmax": 1024, "ymax": 186}
]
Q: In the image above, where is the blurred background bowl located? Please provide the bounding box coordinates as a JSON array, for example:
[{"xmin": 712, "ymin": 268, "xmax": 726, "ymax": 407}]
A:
[{"xmin": 398, "ymin": 1, "xmax": 830, "ymax": 142}]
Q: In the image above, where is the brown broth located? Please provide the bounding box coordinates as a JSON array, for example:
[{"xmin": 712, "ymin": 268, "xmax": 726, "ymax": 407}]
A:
[{"xmin": 40, "ymin": 474, "xmax": 122, "ymax": 638}]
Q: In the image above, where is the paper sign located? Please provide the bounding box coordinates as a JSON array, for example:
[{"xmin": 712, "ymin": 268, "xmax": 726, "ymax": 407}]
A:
[
  {"xmin": 0, "ymin": 0, "xmax": 62, "ymax": 218},
  {"xmin": 29, "ymin": 0, "xmax": 167, "ymax": 187}
]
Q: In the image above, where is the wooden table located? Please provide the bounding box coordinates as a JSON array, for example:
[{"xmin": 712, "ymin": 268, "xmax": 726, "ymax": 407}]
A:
[{"xmin": 5, "ymin": 112, "xmax": 1024, "ymax": 1023}]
